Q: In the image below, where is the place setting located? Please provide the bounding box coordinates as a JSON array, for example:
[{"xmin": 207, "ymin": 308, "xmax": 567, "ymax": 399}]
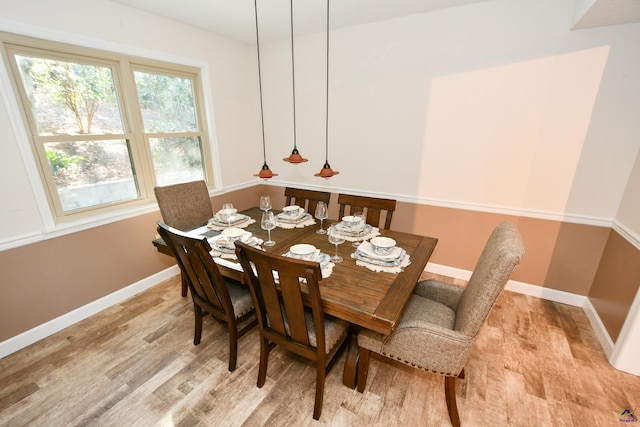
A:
[
  {"xmin": 332, "ymin": 212, "xmax": 380, "ymax": 246},
  {"xmin": 274, "ymin": 204, "xmax": 315, "ymax": 229},
  {"xmin": 208, "ymin": 227, "xmax": 263, "ymax": 259},
  {"xmin": 351, "ymin": 236, "xmax": 411, "ymax": 273},
  {"xmin": 282, "ymin": 243, "xmax": 335, "ymax": 279},
  {"xmin": 207, "ymin": 203, "xmax": 255, "ymax": 230}
]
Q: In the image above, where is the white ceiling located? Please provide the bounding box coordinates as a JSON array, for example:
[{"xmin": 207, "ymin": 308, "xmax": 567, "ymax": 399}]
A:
[{"xmin": 111, "ymin": 0, "xmax": 640, "ymax": 45}]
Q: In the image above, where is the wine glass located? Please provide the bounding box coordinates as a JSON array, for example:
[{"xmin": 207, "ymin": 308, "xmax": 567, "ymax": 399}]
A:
[
  {"xmin": 261, "ymin": 210, "xmax": 276, "ymax": 247},
  {"xmin": 314, "ymin": 201, "xmax": 328, "ymax": 234},
  {"xmin": 328, "ymin": 225, "xmax": 345, "ymax": 263},
  {"xmin": 260, "ymin": 195, "xmax": 272, "ymax": 212},
  {"xmin": 351, "ymin": 211, "xmax": 365, "ymax": 247},
  {"xmin": 221, "ymin": 203, "xmax": 235, "ymax": 227}
]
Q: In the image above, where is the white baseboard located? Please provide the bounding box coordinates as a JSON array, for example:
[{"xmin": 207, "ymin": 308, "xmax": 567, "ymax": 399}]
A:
[
  {"xmin": 0, "ymin": 266, "xmax": 180, "ymax": 359},
  {"xmin": 425, "ymin": 262, "xmax": 616, "ymax": 358},
  {"xmin": 582, "ymin": 297, "xmax": 615, "ymax": 357},
  {"xmin": 0, "ymin": 262, "xmax": 618, "ymax": 366}
]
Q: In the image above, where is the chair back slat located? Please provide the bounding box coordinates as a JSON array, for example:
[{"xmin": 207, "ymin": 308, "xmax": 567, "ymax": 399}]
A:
[
  {"xmin": 285, "ymin": 187, "xmax": 331, "ymax": 215},
  {"xmin": 337, "ymin": 194, "xmax": 396, "ymax": 230},
  {"xmin": 157, "ymin": 222, "xmax": 231, "ymax": 317},
  {"xmin": 235, "ymin": 241, "xmax": 323, "ymax": 352}
]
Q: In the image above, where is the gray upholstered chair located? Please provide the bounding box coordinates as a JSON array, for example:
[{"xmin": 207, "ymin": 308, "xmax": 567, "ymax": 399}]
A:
[
  {"xmin": 155, "ymin": 180, "xmax": 214, "ymax": 296},
  {"xmin": 356, "ymin": 221, "xmax": 524, "ymax": 427},
  {"xmin": 154, "ymin": 180, "xmax": 213, "ymax": 231}
]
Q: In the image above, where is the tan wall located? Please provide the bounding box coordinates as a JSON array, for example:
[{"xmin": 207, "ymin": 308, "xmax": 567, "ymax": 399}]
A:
[
  {"xmin": 0, "ymin": 184, "xmax": 632, "ymax": 344},
  {"xmin": 589, "ymin": 231, "xmax": 640, "ymax": 342}
]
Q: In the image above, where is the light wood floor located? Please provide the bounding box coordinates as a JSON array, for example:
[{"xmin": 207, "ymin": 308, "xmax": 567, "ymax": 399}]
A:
[{"xmin": 1, "ymin": 273, "xmax": 638, "ymax": 426}]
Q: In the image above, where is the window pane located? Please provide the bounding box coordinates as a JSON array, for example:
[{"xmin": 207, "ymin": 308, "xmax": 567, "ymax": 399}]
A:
[
  {"xmin": 15, "ymin": 55, "xmax": 124, "ymax": 136},
  {"xmin": 150, "ymin": 136, "xmax": 204, "ymax": 186},
  {"xmin": 134, "ymin": 71, "xmax": 198, "ymax": 132},
  {"xmin": 44, "ymin": 140, "xmax": 139, "ymax": 211}
]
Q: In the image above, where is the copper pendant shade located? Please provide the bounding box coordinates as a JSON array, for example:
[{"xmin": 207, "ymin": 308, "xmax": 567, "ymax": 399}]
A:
[
  {"xmin": 315, "ymin": 0, "xmax": 338, "ymax": 178},
  {"xmin": 252, "ymin": 0, "xmax": 277, "ymax": 179},
  {"xmin": 283, "ymin": 0, "xmax": 308, "ymax": 164}
]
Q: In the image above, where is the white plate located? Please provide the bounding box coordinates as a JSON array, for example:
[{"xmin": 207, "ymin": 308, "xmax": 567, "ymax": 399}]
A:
[{"xmin": 357, "ymin": 241, "xmax": 404, "ymax": 261}]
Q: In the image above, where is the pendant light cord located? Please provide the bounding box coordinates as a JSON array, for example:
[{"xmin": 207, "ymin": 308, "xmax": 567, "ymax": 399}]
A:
[
  {"xmin": 290, "ymin": 0, "xmax": 298, "ymax": 150},
  {"xmin": 325, "ymin": 0, "xmax": 330, "ymax": 163},
  {"xmin": 254, "ymin": 0, "xmax": 267, "ymax": 163}
]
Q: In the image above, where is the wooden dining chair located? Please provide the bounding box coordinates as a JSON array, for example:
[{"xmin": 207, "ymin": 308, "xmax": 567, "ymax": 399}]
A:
[
  {"xmin": 337, "ymin": 193, "xmax": 397, "ymax": 230},
  {"xmin": 284, "ymin": 187, "xmax": 331, "ymax": 215},
  {"xmin": 155, "ymin": 180, "xmax": 214, "ymax": 296},
  {"xmin": 234, "ymin": 241, "xmax": 349, "ymax": 420},
  {"xmin": 356, "ymin": 221, "xmax": 524, "ymax": 427},
  {"xmin": 157, "ymin": 221, "xmax": 257, "ymax": 372}
]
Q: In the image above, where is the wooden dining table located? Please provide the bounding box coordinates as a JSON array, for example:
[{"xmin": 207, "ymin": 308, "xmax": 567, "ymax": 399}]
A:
[{"xmin": 153, "ymin": 206, "xmax": 438, "ymax": 388}]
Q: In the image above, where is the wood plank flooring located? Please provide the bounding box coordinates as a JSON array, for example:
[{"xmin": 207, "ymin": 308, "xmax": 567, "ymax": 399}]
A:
[{"xmin": 1, "ymin": 273, "xmax": 638, "ymax": 426}]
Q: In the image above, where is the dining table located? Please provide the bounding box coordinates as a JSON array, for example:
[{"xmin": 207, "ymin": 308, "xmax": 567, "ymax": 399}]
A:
[{"xmin": 153, "ymin": 206, "xmax": 438, "ymax": 388}]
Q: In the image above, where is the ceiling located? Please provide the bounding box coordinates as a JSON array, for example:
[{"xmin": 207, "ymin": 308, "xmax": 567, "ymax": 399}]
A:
[{"xmin": 111, "ymin": 0, "xmax": 640, "ymax": 45}]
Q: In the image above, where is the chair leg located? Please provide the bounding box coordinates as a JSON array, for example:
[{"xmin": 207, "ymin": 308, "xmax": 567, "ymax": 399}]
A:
[
  {"xmin": 257, "ymin": 336, "xmax": 269, "ymax": 388},
  {"xmin": 313, "ymin": 363, "xmax": 326, "ymax": 420},
  {"xmin": 444, "ymin": 376, "xmax": 460, "ymax": 427},
  {"xmin": 228, "ymin": 325, "xmax": 238, "ymax": 372},
  {"xmin": 181, "ymin": 272, "xmax": 188, "ymax": 297},
  {"xmin": 193, "ymin": 305, "xmax": 203, "ymax": 345},
  {"xmin": 356, "ymin": 347, "xmax": 371, "ymax": 393}
]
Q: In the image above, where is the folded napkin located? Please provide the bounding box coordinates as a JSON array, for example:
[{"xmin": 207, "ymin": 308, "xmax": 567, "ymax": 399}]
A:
[
  {"xmin": 333, "ymin": 223, "xmax": 380, "ymax": 242},
  {"xmin": 276, "ymin": 213, "xmax": 316, "ymax": 229},
  {"xmin": 208, "ymin": 233, "xmax": 263, "ymax": 259},
  {"xmin": 207, "ymin": 214, "xmax": 256, "ymax": 231}
]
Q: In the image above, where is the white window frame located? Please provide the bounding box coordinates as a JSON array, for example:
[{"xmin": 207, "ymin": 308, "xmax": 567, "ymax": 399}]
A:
[{"xmin": 0, "ymin": 31, "xmax": 218, "ymax": 228}]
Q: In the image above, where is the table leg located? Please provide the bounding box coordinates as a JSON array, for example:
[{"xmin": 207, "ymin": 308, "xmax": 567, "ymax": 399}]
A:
[{"xmin": 343, "ymin": 329, "xmax": 360, "ymax": 388}]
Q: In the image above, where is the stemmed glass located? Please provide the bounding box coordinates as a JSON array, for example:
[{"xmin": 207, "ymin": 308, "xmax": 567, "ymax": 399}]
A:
[
  {"xmin": 260, "ymin": 195, "xmax": 272, "ymax": 212},
  {"xmin": 314, "ymin": 201, "xmax": 328, "ymax": 234},
  {"xmin": 328, "ymin": 225, "xmax": 345, "ymax": 263},
  {"xmin": 261, "ymin": 210, "xmax": 276, "ymax": 247},
  {"xmin": 351, "ymin": 211, "xmax": 364, "ymax": 247},
  {"xmin": 222, "ymin": 203, "xmax": 235, "ymax": 228}
]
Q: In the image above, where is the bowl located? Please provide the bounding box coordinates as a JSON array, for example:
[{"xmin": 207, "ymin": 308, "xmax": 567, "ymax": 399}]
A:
[
  {"xmin": 217, "ymin": 207, "xmax": 237, "ymax": 222},
  {"xmin": 282, "ymin": 205, "xmax": 302, "ymax": 217},
  {"xmin": 289, "ymin": 244, "xmax": 316, "ymax": 261},
  {"xmin": 370, "ymin": 237, "xmax": 396, "ymax": 255},
  {"xmin": 221, "ymin": 227, "xmax": 244, "ymax": 243},
  {"xmin": 342, "ymin": 215, "xmax": 364, "ymax": 230}
]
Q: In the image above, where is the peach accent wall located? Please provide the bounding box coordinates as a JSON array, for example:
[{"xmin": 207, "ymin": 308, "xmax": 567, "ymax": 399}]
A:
[
  {"xmin": 0, "ymin": 183, "xmax": 629, "ymax": 345},
  {"xmin": 589, "ymin": 231, "xmax": 640, "ymax": 342}
]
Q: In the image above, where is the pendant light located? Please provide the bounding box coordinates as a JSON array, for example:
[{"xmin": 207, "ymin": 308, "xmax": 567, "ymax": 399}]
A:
[
  {"xmin": 253, "ymin": 0, "xmax": 278, "ymax": 179},
  {"xmin": 283, "ymin": 0, "xmax": 308, "ymax": 164},
  {"xmin": 315, "ymin": 0, "xmax": 339, "ymax": 178}
]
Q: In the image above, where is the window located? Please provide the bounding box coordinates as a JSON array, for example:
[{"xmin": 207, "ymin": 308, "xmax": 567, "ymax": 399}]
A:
[{"xmin": 1, "ymin": 33, "xmax": 213, "ymax": 222}]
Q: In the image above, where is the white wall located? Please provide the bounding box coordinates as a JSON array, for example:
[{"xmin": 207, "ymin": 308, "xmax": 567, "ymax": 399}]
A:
[
  {"xmin": 0, "ymin": 0, "xmax": 263, "ymax": 244},
  {"xmin": 258, "ymin": 0, "xmax": 640, "ymax": 231},
  {"xmin": 1, "ymin": 0, "xmax": 639, "ymax": 246}
]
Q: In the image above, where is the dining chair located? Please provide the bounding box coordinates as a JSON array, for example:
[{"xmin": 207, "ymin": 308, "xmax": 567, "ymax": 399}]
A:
[
  {"xmin": 157, "ymin": 221, "xmax": 257, "ymax": 372},
  {"xmin": 234, "ymin": 241, "xmax": 350, "ymax": 420},
  {"xmin": 356, "ymin": 221, "xmax": 524, "ymax": 427},
  {"xmin": 154, "ymin": 180, "xmax": 213, "ymax": 231},
  {"xmin": 155, "ymin": 180, "xmax": 214, "ymax": 296},
  {"xmin": 284, "ymin": 187, "xmax": 331, "ymax": 215},
  {"xmin": 337, "ymin": 193, "xmax": 396, "ymax": 230}
]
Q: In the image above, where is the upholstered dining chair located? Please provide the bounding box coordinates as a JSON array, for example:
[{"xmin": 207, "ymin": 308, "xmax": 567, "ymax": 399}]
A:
[
  {"xmin": 157, "ymin": 221, "xmax": 257, "ymax": 372},
  {"xmin": 154, "ymin": 180, "xmax": 213, "ymax": 231},
  {"xmin": 337, "ymin": 193, "xmax": 396, "ymax": 230},
  {"xmin": 155, "ymin": 180, "xmax": 214, "ymax": 296},
  {"xmin": 234, "ymin": 241, "xmax": 350, "ymax": 420},
  {"xmin": 356, "ymin": 221, "xmax": 524, "ymax": 427},
  {"xmin": 284, "ymin": 187, "xmax": 331, "ymax": 216}
]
